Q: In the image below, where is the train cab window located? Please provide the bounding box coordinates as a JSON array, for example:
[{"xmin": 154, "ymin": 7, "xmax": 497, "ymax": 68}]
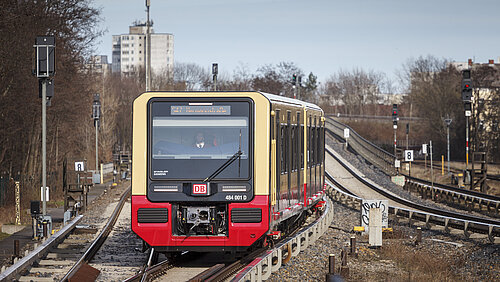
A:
[
  {"xmin": 150, "ymin": 101, "xmax": 251, "ymax": 180},
  {"xmin": 152, "ymin": 117, "xmax": 248, "ymax": 160}
]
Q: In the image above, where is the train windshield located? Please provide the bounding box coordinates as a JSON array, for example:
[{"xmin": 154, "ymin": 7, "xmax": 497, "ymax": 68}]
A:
[
  {"xmin": 150, "ymin": 100, "xmax": 251, "ymax": 180},
  {"xmin": 152, "ymin": 117, "xmax": 248, "ymax": 160}
]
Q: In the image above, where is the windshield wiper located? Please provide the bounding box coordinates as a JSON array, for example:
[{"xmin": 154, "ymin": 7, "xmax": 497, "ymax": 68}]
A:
[
  {"xmin": 203, "ymin": 130, "xmax": 243, "ymax": 182},
  {"xmin": 203, "ymin": 150, "xmax": 242, "ymax": 182}
]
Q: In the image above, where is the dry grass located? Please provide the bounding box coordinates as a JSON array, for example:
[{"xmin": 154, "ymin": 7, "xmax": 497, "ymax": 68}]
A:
[
  {"xmin": 0, "ymin": 206, "xmax": 17, "ymax": 225},
  {"xmin": 377, "ymin": 240, "xmax": 465, "ymax": 281},
  {"xmin": 0, "ymin": 231, "xmax": 10, "ymax": 241}
]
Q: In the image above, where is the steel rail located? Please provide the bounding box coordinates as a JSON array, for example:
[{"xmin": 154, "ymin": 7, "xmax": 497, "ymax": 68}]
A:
[
  {"xmin": 232, "ymin": 194, "xmax": 334, "ymax": 281},
  {"xmin": 61, "ymin": 185, "xmax": 132, "ymax": 281},
  {"xmin": 122, "ymin": 251, "xmax": 178, "ymax": 282},
  {"xmin": 200, "ymin": 248, "xmax": 268, "ymax": 282},
  {"xmin": 325, "ymin": 147, "xmax": 500, "ymax": 241},
  {"xmin": 0, "ymin": 215, "xmax": 84, "ymax": 281},
  {"xmin": 411, "ymin": 159, "xmax": 500, "ymax": 182},
  {"xmin": 325, "ymin": 117, "xmax": 500, "ymax": 212},
  {"xmin": 325, "ymin": 117, "xmax": 395, "ymax": 175}
]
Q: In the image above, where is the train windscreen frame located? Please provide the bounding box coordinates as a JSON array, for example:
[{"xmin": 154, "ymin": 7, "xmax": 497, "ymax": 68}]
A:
[{"xmin": 148, "ymin": 98, "xmax": 253, "ymax": 181}]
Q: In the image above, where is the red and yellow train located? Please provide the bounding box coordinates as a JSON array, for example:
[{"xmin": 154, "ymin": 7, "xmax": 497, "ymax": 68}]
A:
[{"xmin": 131, "ymin": 91, "xmax": 325, "ymax": 254}]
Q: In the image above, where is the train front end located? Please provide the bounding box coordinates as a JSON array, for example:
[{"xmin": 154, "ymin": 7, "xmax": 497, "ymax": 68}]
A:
[{"xmin": 131, "ymin": 92, "xmax": 270, "ymax": 253}]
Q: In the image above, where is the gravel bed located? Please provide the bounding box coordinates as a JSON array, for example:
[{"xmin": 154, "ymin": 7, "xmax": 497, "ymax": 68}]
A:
[
  {"xmin": 268, "ymin": 140, "xmax": 499, "ymax": 281},
  {"xmin": 91, "ymin": 201, "xmax": 148, "ymax": 281},
  {"xmin": 326, "ymin": 137, "xmax": 495, "ymax": 220},
  {"xmin": 268, "ymin": 199, "xmax": 499, "ymax": 281}
]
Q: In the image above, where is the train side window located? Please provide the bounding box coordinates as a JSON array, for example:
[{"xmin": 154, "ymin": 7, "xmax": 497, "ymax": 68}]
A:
[
  {"xmin": 311, "ymin": 126, "xmax": 315, "ymax": 166},
  {"xmin": 275, "ymin": 109, "xmax": 281, "ymax": 206},
  {"xmin": 307, "ymin": 116, "xmax": 312, "ymax": 168},
  {"xmin": 313, "ymin": 117, "xmax": 317, "ymax": 166},
  {"xmin": 300, "ymin": 124, "xmax": 304, "ymax": 169},
  {"xmin": 286, "ymin": 124, "xmax": 289, "ymax": 173},
  {"xmin": 319, "ymin": 123, "xmax": 324, "ymax": 164},
  {"xmin": 307, "ymin": 125, "xmax": 310, "ymax": 168},
  {"xmin": 280, "ymin": 124, "xmax": 285, "ymax": 174}
]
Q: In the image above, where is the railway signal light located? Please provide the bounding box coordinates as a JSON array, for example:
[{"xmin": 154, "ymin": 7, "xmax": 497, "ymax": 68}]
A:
[
  {"xmin": 33, "ymin": 36, "xmax": 56, "ymax": 78},
  {"xmin": 92, "ymin": 93, "xmax": 101, "ymax": 128},
  {"xmin": 292, "ymin": 74, "xmax": 297, "ymax": 86},
  {"xmin": 392, "ymin": 104, "xmax": 398, "ymax": 119},
  {"xmin": 462, "ymin": 70, "xmax": 473, "ymax": 102}
]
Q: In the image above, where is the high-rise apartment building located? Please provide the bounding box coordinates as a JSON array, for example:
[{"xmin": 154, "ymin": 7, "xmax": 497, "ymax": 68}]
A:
[
  {"xmin": 86, "ymin": 55, "xmax": 112, "ymax": 75},
  {"xmin": 112, "ymin": 23, "xmax": 174, "ymax": 76}
]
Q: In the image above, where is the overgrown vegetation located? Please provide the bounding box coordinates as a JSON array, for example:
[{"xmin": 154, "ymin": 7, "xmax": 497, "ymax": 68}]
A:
[{"xmin": 0, "ymin": 0, "xmax": 103, "ymax": 219}]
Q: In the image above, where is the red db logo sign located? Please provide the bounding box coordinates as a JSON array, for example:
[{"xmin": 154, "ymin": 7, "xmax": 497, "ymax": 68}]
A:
[{"xmin": 193, "ymin": 184, "xmax": 207, "ymax": 195}]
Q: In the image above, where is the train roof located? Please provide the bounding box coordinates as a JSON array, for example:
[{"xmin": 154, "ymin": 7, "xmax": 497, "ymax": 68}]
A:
[
  {"xmin": 135, "ymin": 91, "xmax": 323, "ymax": 112},
  {"xmin": 259, "ymin": 92, "xmax": 323, "ymax": 112}
]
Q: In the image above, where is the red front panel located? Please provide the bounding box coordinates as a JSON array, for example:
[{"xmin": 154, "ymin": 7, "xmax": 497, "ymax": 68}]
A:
[{"xmin": 131, "ymin": 195, "xmax": 269, "ymax": 248}]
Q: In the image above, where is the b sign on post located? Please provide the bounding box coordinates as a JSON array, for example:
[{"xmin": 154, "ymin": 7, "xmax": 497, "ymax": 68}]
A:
[{"xmin": 75, "ymin": 161, "xmax": 85, "ymax": 172}]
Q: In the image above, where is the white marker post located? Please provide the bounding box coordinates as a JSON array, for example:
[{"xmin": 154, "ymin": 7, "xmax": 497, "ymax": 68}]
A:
[{"xmin": 344, "ymin": 128, "xmax": 350, "ymax": 150}]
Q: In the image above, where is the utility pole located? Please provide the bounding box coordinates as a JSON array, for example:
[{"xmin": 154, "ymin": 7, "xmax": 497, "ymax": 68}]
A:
[
  {"xmin": 145, "ymin": 0, "xmax": 151, "ymax": 91},
  {"xmin": 444, "ymin": 117, "xmax": 452, "ymax": 174}
]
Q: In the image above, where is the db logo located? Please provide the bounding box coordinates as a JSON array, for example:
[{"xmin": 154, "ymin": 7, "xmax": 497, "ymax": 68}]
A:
[{"xmin": 193, "ymin": 184, "xmax": 208, "ymax": 195}]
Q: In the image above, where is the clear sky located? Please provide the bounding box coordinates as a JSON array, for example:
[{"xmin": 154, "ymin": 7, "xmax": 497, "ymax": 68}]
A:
[{"xmin": 93, "ymin": 0, "xmax": 500, "ymax": 83}]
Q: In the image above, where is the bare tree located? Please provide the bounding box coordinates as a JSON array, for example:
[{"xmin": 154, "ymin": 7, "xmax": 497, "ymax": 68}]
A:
[
  {"xmin": 0, "ymin": 0, "xmax": 103, "ymax": 207},
  {"xmin": 323, "ymin": 68, "xmax": 385, "ymax": 115},
  {"xmin": 174, "ymin": 62, "xmax": 210, "ymax": 90},
  {"xmin": 400, "ymin": 55, "xmax": 465, "ymax": 159}
]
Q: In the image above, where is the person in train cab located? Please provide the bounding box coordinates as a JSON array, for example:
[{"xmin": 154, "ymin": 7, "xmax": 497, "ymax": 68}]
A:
[
  {"xmin": 194, "ymin": 132, "xmax": 213, "ymax": 148},
  {"xmin": 194, "ymin": 132, "xmax": 218, "ymax": 148}
]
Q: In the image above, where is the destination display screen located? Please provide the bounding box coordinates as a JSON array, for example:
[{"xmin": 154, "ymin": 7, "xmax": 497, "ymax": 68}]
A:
[{"xmin": 171, "ymin": 105, "xmax": 231, "ymax": 115}]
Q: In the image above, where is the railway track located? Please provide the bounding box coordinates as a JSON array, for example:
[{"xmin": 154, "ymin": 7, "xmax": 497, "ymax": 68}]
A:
[
  {"xmin": 411, "ymin": 159, "xmax": 500, "ymax": 182},
  {"xmin": 325, "ymin": 117, "xmax": 500, "ymax": 215},
  {"xmin": 123, "ymin": 193, "xmax": 334, "ymax": 282},
  {"xmin": 325, "ymin": 145, "xmax": 500, "ymax": 242},
  {"xmin": 0, "ymin": 185, "xmax": 131, "ymax": 281}
]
